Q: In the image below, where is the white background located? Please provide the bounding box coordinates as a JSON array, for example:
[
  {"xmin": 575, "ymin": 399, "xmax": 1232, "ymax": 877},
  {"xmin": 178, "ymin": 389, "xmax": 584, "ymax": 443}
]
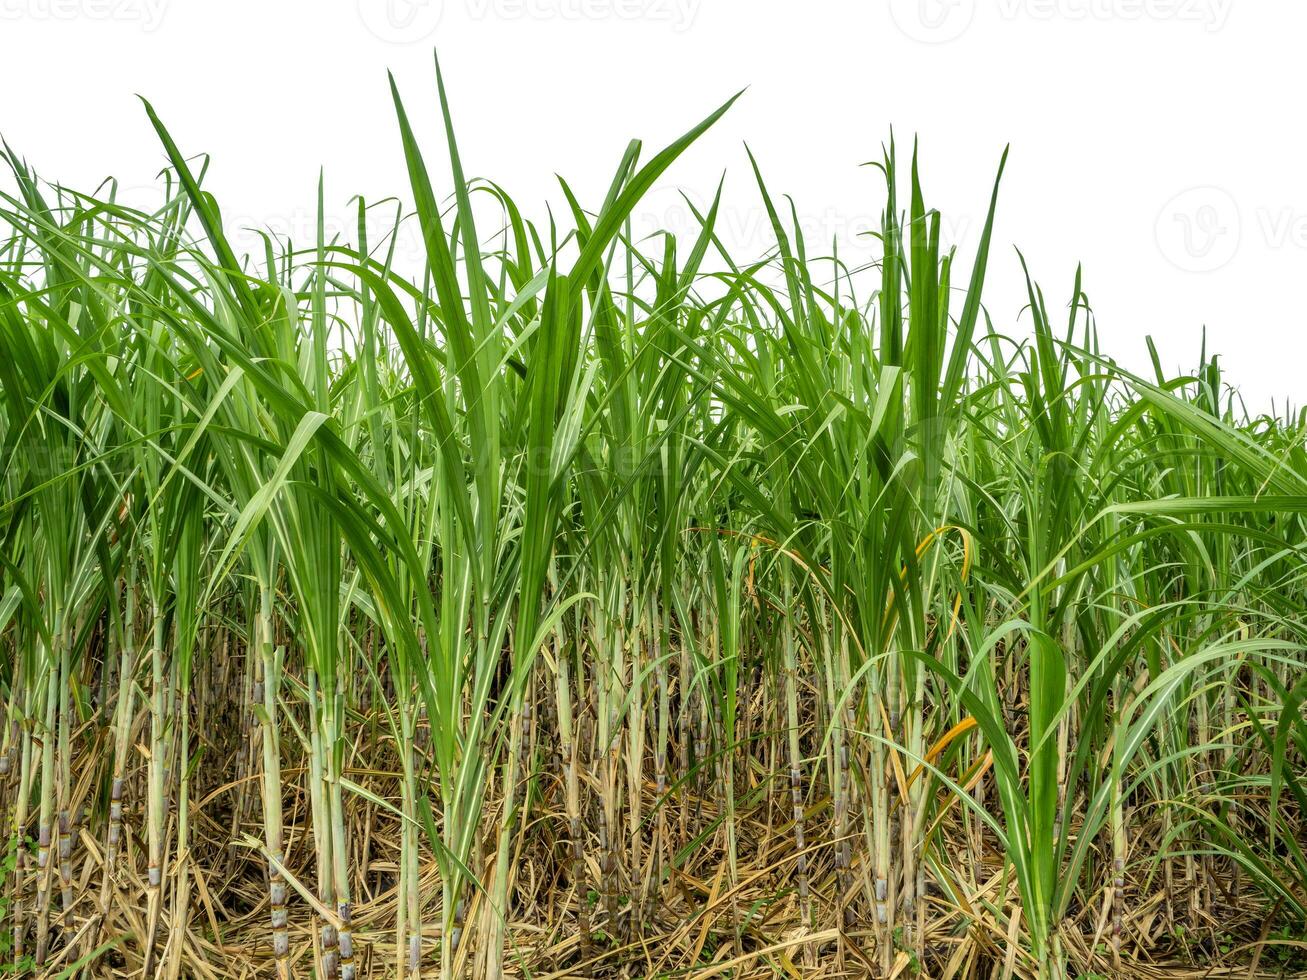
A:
[{"xmin": 1, "ymin": 0, "xmax": 1302, "ymax": 413}]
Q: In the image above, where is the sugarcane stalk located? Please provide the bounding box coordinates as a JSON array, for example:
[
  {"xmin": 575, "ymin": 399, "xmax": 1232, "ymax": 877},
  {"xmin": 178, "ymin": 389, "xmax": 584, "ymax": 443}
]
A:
[
  {"xmin": 329, "ymin": 688, "xmax": 355, "ymax": 980},
  {"xmin": 11, "ymin": 672, "xmax": 33, "ymax": 963},
  {"xmin": 649, "ymin": 597, "xmax": 670, "ymax": 932},
  {"xmin": 551, "ymin": 621, "xmax": 590, "ymax": 956},
  {"xmin": 399, "ymin": 702, "xmax": 422, "ymax": 977},
  {"xmin": 781, "ymin": 573, "xmax": 811, "ymax": 931},
  {"xmin": 623, "ymin": 589, "xmax": 644, "ymax": 924},
  {"xmin": 164, "ymin": 685, "xmax": 192, "ymax": 979},
  {"xmin": 141, "ymin": 608, "xmax": 168, "ymax": 977},
  {"xmin": 107, "ymin": 581, "xmax": 137, "ymax": 877},
  {"xmin": 34, "ymin": 638, "xmax": 56, "ymax": 966},
  {"xmin": 307, "ymin": 668, "xmax": 338, "ymax": 978},
  {"xmin": 484, "ymin": 676, "xmax": 528, "ymax": 980},
  {"xmin": 56, "ymin": 634, "xmax": 74, "ymax": 928},
  {"xmin": 257, "ymin": 588, "xmax": 292, "ymax": 979}
]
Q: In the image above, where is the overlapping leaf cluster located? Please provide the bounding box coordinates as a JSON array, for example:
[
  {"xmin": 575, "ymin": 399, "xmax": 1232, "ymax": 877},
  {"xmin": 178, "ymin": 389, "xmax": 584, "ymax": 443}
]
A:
[{"xmin": 1, "ymin": 65, "xmax": 1305, "ymax": 979}]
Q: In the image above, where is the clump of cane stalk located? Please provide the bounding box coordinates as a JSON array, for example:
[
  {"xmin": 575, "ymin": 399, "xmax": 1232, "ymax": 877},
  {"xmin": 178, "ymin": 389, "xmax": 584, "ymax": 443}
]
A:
[{"xmin": 0, "ymin": 60, "xmax": 1305, "ymax": 980}]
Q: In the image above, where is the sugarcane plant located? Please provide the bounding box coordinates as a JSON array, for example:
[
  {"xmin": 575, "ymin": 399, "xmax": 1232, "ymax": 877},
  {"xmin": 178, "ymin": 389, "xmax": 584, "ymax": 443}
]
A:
[{"xmin": 0, "ymin": 56, "xmax": 1305, "ymax": 980}]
